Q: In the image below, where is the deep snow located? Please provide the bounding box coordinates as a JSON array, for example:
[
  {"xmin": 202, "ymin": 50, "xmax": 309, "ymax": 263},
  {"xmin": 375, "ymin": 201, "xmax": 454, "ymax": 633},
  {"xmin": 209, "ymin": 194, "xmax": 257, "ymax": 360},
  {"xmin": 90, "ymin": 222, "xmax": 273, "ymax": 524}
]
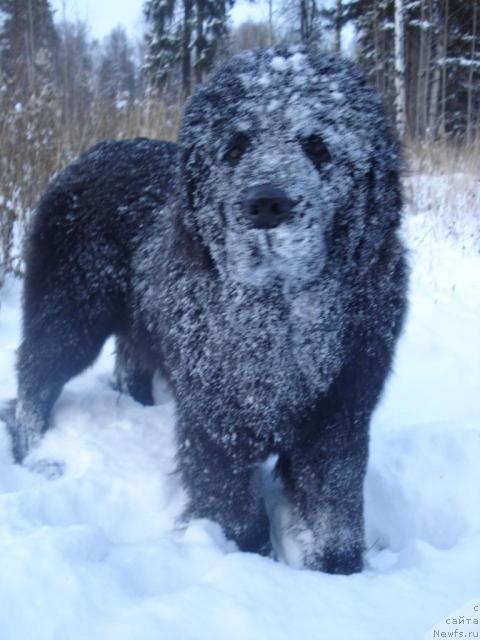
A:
[{"xmin": 0, "ymin": 181, "xmax": 479, "ymax": 640}]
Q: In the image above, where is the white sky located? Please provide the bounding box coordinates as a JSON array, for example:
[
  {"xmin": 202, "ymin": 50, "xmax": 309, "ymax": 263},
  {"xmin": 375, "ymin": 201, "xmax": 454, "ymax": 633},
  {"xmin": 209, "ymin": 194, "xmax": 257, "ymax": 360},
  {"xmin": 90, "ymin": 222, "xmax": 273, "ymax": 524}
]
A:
[
  {"xmin": 50, "ymin": 0, "xmax": 269, "ymax": 40},
  {"xmin": 50, "ymin": 0, "xmax": 144, "ymax": 39}
]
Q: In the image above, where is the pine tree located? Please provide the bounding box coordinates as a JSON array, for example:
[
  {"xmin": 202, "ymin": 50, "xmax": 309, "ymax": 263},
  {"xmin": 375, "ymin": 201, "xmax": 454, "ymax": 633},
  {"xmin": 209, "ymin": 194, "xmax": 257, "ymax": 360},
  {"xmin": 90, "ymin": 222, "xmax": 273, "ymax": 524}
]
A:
[
  {"xmin": 98, "ymin": 27, "xmax": 137, "ymax": 103},
  {"xmin": 441, "ymin": 0, "xmax": 480, "ymax": 138},
  {"xmin": 143, "ymin": 0, "xmax": 233, "ymax": 98},
  {"xmin": 0, "ymin": 0, "xmax": 58, "ymax": 96},
  {"xmin": 143, "ymin": 0, "xmax": 180, "ymax": 95},
  {"xmin": 56, "ymin": 20, "xmax": 95, "ymax": 126},
  {"xmin": 345, "ymin": 0, "xmax": 480, "ymax": 139},
  {"xmin": 230, "ymin": 20, "xmax": 271, "ymax": 53},
  {"xmin": 278, "ymin": 0, "xmax": 323, "ymax": 45},
  {"xmin": 194, "ymin": 0, "xmax": 231, "ymax": 83}
]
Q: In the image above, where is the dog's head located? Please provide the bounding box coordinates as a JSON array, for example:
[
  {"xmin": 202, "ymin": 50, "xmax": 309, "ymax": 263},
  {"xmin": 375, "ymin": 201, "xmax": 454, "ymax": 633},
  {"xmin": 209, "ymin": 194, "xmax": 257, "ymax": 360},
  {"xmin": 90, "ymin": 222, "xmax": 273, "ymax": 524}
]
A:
[{"xmin": 180, "ymin": 47, "xmax": 401, "ymax": 287}]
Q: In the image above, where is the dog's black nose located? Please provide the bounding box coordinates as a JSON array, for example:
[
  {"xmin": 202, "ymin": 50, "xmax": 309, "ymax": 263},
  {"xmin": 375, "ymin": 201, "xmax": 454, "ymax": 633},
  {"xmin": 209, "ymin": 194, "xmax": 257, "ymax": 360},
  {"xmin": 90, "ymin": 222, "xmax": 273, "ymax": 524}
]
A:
[{"xmin": 244, "ymin": 184, "xmax": 292, "ymax": 229}]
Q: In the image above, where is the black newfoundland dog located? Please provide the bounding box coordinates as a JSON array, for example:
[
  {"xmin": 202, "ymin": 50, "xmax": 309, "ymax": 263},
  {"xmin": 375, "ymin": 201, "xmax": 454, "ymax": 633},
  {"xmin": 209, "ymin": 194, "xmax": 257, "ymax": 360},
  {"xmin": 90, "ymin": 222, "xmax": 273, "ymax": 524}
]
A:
[{"xmin": 12, "ymin": 47, "xmax": 408, "ymax": 574}]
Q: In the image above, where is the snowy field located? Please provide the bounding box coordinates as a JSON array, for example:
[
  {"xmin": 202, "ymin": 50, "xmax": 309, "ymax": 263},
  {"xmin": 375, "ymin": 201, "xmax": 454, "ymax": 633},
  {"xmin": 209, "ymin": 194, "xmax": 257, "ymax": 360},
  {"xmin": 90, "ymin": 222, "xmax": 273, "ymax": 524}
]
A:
[{"xmin": 0, "ymin": 179, "xmax": 479, "ymax": 640}]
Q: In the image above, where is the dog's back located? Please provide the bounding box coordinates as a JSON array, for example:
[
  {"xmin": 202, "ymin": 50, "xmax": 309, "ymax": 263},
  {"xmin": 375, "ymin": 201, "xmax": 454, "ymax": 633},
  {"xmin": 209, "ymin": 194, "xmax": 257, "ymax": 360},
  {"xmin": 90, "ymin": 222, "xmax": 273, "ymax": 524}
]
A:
[
  {"xmin": 25, "ymin": 138, "xmax": 178, "ymax": 325},
  {"xmin": 14, "ymin": 138, "xmax": 178, "ymax": 460}
]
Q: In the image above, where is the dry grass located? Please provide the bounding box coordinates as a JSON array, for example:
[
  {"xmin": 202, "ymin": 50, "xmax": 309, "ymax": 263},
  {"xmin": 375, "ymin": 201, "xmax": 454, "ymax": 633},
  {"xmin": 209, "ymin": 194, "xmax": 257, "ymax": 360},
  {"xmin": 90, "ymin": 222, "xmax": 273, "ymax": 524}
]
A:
[
  {"xmin": 1, "ymin": 94, "xmax": 479, "ymax": 288},
  {"xmin": 403, "ymin": 139, "xmax": 480, "ymax": 253},
  {"xmin": 405, "ymin": 137, "xmax": 480, "ymax": 176},
  {"xmin": 0, "ymin": 90, "xmax": 180, "ymax": 286}
]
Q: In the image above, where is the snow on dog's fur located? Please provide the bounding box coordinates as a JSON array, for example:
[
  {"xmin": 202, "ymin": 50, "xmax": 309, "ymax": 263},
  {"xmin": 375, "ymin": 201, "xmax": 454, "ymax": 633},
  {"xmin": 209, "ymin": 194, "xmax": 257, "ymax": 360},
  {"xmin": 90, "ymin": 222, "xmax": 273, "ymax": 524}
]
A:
[{"xmin": 12, "ymin": 47, "xmax": 408, "ymax": 574}]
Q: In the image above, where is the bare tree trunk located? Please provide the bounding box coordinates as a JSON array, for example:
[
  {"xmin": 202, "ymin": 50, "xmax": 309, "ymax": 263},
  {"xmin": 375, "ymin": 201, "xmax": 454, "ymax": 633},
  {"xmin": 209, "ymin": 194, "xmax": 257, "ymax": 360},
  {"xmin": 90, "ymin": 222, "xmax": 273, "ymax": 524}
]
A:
[
  {"xmin": 335, "ymin": 0, "xmax": 342, "ymax": 53},
  {"xmin": 61, "ymin": 0, "xmax": 70, "ymax": 127},
  {"xmin": 412, "ymin": 0, "xmax": 433, "ymax": 138},
  {"xmin": 26, "ymin": 0, "xmax": 36, "ymax": 92},
  {"xmin": 422, "ymin": 0, "xmax": 433, "ymax": 136},
  {"xmin": 268, "ymin": 0, "xmax": 274, "ymax": 46},
  {"xmin": 440, "ymin": 0, "xmax": 449, "ymax": 138},
  {"xmin": 300, "ymin": 0, "xmax": 317, "ymax": 43},
  {"xmin": 467, "ymin": 0, "xmax": 478, "ymax": 146},
  {"xmin": 412, "ymin": 0, "xmax": 425, "ymax": 137},
  {"xmin": 428, "ymin": 0, "xmax": 442, "ymax": 139},
  {"xmin": 182, "ymin": 0, "xmax": 193, "ymax": 98},
  {"xmin": 300, "ymin": 0, "xmax": 307, "ymax": 42},
  {"xmin": 372, "ymin": 0, "xmax": 383, "ymax": 93},
  {"xmin": 394, "ymin": 0, "xmax": 407, "ymax": 137},
  {"xmin": 195, "ymin": 0, "xmax": 204, "ymax": 85},
  {"xmin": 380, "ymin": 2, "xmax": 388, "ymax": 96}
]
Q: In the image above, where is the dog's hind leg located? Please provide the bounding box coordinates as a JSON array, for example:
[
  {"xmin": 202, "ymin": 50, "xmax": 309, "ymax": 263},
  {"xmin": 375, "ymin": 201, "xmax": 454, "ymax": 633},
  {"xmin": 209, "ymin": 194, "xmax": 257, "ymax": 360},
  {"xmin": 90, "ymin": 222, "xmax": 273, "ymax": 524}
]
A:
[
  {"xmin": 14, "ymin": 287, "xmax": 117, "ymax": 462},
  {"xmin": 113, "ymin": 334, "xmax": 154, "ymax": 406},
  {"xmin": 12, "ymin": 190, "xmax": 127, "ymax": 462}
]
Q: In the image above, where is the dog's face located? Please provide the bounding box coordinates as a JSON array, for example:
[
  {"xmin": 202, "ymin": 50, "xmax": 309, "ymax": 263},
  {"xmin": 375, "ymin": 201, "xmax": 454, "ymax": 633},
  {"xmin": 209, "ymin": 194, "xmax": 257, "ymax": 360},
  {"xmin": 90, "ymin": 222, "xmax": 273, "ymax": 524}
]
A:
[{"xmin": 180, "ymin": 48, "xmax": 400, "ymax": 287}]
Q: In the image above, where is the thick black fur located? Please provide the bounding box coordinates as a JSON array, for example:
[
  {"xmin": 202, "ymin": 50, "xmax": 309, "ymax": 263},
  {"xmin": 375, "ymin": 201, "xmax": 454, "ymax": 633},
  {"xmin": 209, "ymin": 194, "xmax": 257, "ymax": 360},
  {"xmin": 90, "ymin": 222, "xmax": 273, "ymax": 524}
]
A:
[
  {"xmin": 14, "ymin": 138, "xmax": 179, "ymax": 458},
  {"xmin": 12, "ymin": 48, "xmax": 408, "ymax": 574}
]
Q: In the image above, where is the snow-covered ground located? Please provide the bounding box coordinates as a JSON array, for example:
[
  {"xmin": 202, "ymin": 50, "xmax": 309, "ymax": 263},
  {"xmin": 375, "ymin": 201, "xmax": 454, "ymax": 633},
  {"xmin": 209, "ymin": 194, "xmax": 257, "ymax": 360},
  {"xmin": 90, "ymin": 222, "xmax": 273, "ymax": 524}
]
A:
[{"xmin": 0, "ymin": 181, "xmax": 479, "ymax": 640}]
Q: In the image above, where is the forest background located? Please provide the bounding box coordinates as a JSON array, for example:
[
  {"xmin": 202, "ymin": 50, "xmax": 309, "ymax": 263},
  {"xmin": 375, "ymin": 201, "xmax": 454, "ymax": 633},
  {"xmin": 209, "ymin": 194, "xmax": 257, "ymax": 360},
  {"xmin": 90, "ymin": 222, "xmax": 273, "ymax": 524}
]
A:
[{"xmin": 1, "ymin": 0, "xmax": 479, "ymax": 287}]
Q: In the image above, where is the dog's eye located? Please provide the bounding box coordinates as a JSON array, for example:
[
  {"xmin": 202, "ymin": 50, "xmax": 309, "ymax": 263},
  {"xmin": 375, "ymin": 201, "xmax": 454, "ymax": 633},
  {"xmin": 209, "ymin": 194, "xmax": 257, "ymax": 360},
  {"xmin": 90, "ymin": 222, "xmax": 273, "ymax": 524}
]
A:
[
  {"xmin": 224, "ymin": 133, "xmax": 250, "ymax": 165},
  {"xmin": 301, "ymin": 135, "xmax": 331, "ymax": 171}
]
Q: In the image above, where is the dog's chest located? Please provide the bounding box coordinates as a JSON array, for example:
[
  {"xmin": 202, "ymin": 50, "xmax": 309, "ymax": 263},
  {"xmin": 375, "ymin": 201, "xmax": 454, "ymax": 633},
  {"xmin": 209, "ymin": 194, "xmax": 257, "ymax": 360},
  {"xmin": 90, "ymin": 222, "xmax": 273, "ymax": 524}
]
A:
[{"xmin": 160, "ymin": 273, "xmax": 346, "ymax": 436}]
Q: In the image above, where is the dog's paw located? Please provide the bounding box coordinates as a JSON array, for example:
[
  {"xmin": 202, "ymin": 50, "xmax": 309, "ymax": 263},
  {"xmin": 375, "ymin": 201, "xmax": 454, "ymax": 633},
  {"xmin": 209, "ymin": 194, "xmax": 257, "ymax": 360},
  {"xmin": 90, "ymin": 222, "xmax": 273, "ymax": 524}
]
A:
[
  {"xmin": 0, "ymin": 399, "xmax": 48, "ymax": 465},
  {"xmin": 26, "ymin": 458, "xmax": 65, "ymax": 480},
  {"xmin": 0, "ymin": 399, "xmax": 20, "ymax": 460}
]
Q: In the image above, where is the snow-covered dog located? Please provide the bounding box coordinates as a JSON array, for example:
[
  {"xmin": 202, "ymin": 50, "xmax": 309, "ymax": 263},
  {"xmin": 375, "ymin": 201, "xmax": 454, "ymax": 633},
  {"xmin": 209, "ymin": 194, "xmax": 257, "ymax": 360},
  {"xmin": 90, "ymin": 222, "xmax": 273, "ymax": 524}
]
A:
[{"xmin": 13, "ymin": 47, "xmax": 407, "ymax": 573}]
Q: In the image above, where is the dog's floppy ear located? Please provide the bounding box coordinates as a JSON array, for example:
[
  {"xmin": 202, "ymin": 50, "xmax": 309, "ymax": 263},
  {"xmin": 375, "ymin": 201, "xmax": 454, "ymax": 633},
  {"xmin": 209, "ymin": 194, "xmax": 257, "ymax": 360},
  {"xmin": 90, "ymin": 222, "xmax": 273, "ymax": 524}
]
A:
[
  {"xmin": 177, "ymin": 86, "xmax": 225, "ymax": 268},
  {"xmin": 351, "ymin": 136, "xmax": 403, "ymax": 272},
  {"xmin": 181, "ymin": 143, "xmax": 204, "ymax": 215},
  {"xmin": 179, "ymin": 86, "xmax": 222, "ymax": 233},
  {"xmin": 176, "ymin": 137, "xmax": 215, "ymax": 268},
  {"xmin": 327, "ymin": 133, "xmax": 402, "ymax": 272},
  {"xmin": 368, "ymin": 137, "xmax": 403, "ymax": 231}
]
